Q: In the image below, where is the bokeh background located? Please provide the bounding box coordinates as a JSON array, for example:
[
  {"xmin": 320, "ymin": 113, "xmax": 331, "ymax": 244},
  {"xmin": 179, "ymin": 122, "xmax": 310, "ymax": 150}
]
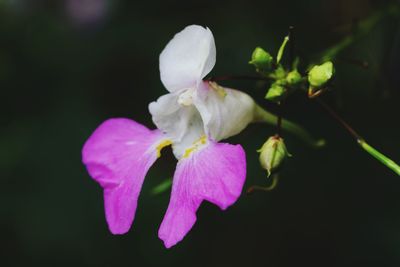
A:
[{"xmin": 1, "ymin": 0, "xmax": 400, "ymax": 266}]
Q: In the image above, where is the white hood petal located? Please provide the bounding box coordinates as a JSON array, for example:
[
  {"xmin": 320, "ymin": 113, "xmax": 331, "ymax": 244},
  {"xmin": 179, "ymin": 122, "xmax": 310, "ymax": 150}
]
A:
[
  {"xmin": 159, "ymin": 25, "xmax": 216, "ymax": 92},
  {"xmin": 194, "ymin": 82, "xmax": 255, "ymax": 141}
]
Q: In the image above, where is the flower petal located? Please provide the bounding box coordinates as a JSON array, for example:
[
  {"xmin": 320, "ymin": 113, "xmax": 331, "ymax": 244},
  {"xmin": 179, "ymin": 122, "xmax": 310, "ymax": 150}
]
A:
[
  {"xmin": 149, "ymin": 93, "xmax": 205, "ymax": 158},
  {"xmin": 82, "ymin": 118, "xmax": 167, "ymax": 234},
  {"xmin": 194, "ymin": 82, "xmax": 256, "ymax": 141},
  {"xmin": 159, "ymin": 25, "xmax": 216, "ymax": 92},
  {"xmin": 158, "ymin": 141, "xmax": 246, "ymax": 248}
]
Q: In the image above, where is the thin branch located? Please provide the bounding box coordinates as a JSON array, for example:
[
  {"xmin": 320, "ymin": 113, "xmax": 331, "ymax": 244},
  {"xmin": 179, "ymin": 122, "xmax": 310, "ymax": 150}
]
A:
[
  {"xmin": 247, "ymin": 174, "xmax": 280, "ymax": 194},
  {"xmin": 314, "ymin": 97, "xmax": 362, "ymax": 140},
  {"xmin": 205, "ymin": 75, "xmax": 269, "ymax": 82},
  {"xmin": 288, "ymin": 26, "xmax": 295, "ymax": 67}
]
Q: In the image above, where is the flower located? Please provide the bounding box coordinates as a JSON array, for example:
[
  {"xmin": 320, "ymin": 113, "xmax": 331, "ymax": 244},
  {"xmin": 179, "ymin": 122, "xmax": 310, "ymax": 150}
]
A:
[{"xmin": 82, "ymin": 25, "xmax": 256, "ymax": 248}]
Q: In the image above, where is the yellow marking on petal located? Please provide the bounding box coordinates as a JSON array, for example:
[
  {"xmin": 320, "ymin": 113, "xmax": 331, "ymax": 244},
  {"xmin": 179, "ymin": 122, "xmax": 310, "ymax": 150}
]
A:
[
  {"xmin": 156, "ymin": 140, "xmax": 172, "ymax": 158},
  {"xmin": 182, "ymin": 147, "xmax": 195, "ymax": 159},
  {"xmin": 182, "ymin": 135, "xmax": 207, "ymax": 159},
  {"xmin": 209, "ymin": 81, "xmax": 227, "ymax": 98}
]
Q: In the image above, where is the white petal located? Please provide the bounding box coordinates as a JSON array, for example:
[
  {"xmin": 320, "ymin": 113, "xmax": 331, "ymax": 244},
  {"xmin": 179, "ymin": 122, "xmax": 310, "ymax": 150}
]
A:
[
  {"xmin": 148, "ymin": 93, "xmax": 205, "ymax": 158},
  {"xmin": 159, "ymin": 25, "xmax": 216, "ymax": 92},
  {"xmin": 194, "ymin": 82, "xmax": 256, "ymax": 141},
  {"xmin": 171, "ymin": 120, "xmax": 204, "ymax": 159}
]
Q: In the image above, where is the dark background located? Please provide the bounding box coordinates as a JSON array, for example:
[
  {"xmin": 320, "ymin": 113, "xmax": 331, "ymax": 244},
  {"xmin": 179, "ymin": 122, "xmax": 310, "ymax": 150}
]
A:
[{"xmin": 1, "ymin": 0, "xmax": 400, "ymax": 266}]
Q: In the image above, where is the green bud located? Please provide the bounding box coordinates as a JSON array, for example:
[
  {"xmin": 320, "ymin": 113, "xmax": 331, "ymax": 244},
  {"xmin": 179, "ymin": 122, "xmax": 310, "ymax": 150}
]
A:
[
  {"xmin": 258, "ymin": 136, "xmax": 290, "ymax": 177},
  {"xmin": 286, "ymin": 69, "xmax": 302, "ymax": 85},
  {"xmin": 272, "ymin": 65, "xmax": 286, "ymax": 80},
  {"xmin": 249, "ymin": 47, "xmax": 273, "ymax": 70},
  {"xmin": 265, "ymin": 82, "xmax": 286, "ymax": 102},
  {"xmin": 308, "ymin": 61, "xmax": 334, "ymax": 88}
]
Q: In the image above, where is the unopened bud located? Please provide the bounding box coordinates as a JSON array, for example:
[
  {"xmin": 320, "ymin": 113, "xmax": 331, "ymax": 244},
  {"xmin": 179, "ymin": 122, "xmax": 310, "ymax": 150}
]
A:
[
  {"xmin": 286, "ymin": 69, "xmax": 302, "ymax": 85},
  {"xmin": 265, "ymin": 82, "xmax": 286, "ymax": 102},
  {"xmin": 308, "ymin": 61, "xmax": 334, "ymax": 88},
  {"xmin": 249, "ymin": 47, "xmax": 273, "ymax": 71},
  {"xmin": 258, "ymin": 136, "xmax": 290, "ymax": 177}
]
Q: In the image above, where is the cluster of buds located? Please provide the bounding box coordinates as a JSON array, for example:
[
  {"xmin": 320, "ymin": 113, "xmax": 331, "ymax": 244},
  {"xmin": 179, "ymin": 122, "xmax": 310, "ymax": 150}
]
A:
[
  {"xmin": 249, "ymin": 36, "xmax": 336, "ymax": 179},
  {"xmin": 249, "ymin": 41, "xmax": 335, "ymax": 102}
]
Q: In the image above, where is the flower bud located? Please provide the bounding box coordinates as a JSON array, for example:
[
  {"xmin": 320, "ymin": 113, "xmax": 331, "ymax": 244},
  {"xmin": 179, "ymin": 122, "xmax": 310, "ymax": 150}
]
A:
[
  {"xmin": 308, "ymin": 61, "xmax": 334, "ymax": 88},
  {"xmin": 249, "ymin": 47, "xmax": 273, "ymax": 71},
  {"xmin": 265, "ymin": 82, "xmax": 286, "ymax": 102},
  {"xmin": 286, "ymin": 69, "xmax": 302, "ymax": 85},
  {"xmin": 270, "ymin": 65, "xmax": 286, "ymax": 80},
  {"xmin": 258, "ymin": 136, "xmax": 290, "ymax": 176}
]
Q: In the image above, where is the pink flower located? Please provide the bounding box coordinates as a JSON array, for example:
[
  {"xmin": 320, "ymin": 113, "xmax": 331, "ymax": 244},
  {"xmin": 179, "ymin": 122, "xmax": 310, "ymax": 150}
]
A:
[{"xmin": 82, "ymin": 25, "xmax": 256, "ymax": 248}]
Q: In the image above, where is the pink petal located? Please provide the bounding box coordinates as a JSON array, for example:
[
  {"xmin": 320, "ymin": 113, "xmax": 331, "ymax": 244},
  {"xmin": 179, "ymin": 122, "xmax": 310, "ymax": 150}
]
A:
[
  {"xmin": 82, "ymin": 118, "xmax": 166, "ymax": 234},
  {"xmin": 158, "ymin": 141, "xmax": 246, "ymax": 248}
]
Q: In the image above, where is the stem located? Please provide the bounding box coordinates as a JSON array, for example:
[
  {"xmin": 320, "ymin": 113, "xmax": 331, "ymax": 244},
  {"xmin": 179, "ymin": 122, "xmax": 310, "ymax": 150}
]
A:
[
  {"xmin": 275, "ymin": 26, "xmax": 295, "ymax": 136},
  {"xmin": 276, "ymin": 102, "xmax": 282, "ymax": 136},
  {"xmin": 206, "ymin": 75, "xmax": 269, "ymax": 82},
  {"xmin": 247, "ymin": 174, "xmax": 280, "ymax": 194},
  {"xmin": 358, "ymin": 140, "xmax": 400, "ymax": 176},
  {"xmin": 315, "ymin": 98, "xmax": 400, "ymax": 176},
  {"xmin": 288, "ymin": 26, "xmax": 295, "ymax": 67},
  {"xmin": 315, "ymin": 98, "xmax": 362, "ymax": 140},
  {"xmin": 254, "ymin": 105, "xmax": 326, "ymax": 148}
]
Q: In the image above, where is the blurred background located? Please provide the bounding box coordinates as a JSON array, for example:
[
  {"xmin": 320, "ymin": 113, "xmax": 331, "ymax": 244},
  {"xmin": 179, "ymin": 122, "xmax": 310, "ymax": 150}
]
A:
[{"xmin": 1, "ymin": 0, "xmax": 400, "ymax": 266}]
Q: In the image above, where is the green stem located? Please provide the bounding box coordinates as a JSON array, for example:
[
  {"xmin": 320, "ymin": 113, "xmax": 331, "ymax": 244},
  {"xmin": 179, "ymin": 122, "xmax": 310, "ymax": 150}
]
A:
[
  {"xmin": 358, "ymin": 140, "xmax": 400, "ymax": 176},
  {"xmin": 247, "ymin": 174, "xmax": 280, "ymax": 194},
  {"xmin": 315, "ymin": 98, "xmax": 400, "ymax": 176},
  {"xmin": 254, "ymin": 105, "xmax": 325, "ymax": 148}
]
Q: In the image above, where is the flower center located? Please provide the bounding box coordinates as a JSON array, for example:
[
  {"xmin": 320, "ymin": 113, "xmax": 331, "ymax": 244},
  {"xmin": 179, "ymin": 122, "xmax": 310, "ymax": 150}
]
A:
[
  {"xmin": 182, "ymin": 135, "xmax": 207, "ymax": 159},
  {"xmin": 177, "ymin": 88, "xmax": 195, "ymax": 106}
]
